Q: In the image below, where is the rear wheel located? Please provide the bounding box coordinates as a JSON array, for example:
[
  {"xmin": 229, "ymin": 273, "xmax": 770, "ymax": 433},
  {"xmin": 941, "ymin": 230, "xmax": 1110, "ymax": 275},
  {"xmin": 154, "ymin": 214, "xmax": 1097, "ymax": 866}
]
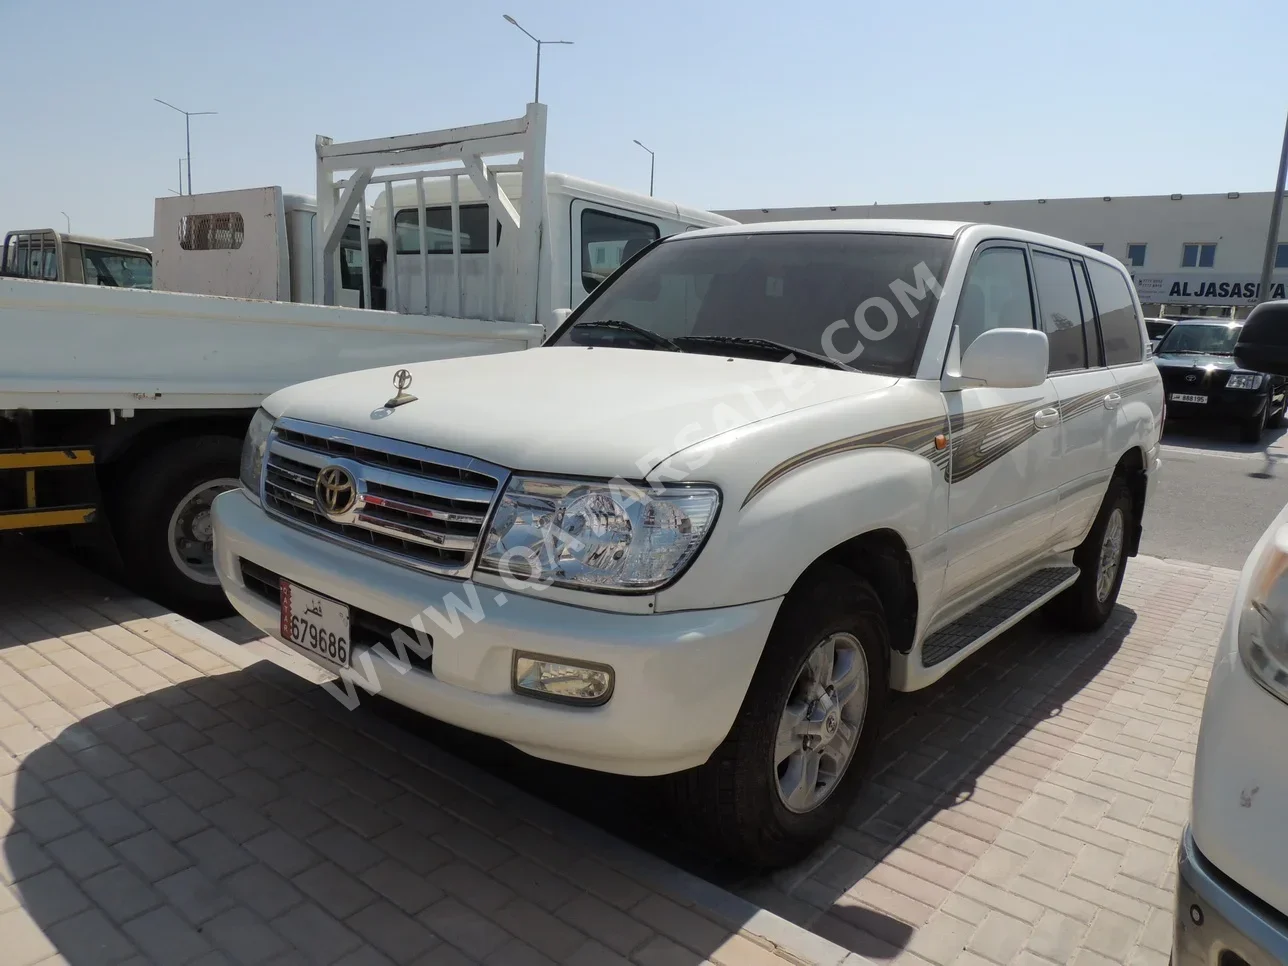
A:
[
  {"xmin": 670, "ymin": 565, "xmax": 889, "ymax": 870},
  {"xmin": 115, "ymin": 436, "xmax": 241, "ymax": 618},
  {"xmin": 1047, "ymin": 477, "xmax": 1133, "ymax": 631}
]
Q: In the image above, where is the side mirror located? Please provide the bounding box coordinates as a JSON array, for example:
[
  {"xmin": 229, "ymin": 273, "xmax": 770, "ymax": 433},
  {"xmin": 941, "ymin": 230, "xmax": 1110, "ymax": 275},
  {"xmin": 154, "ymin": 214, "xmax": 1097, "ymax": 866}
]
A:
[
  {"xmin": 959, "ymin": 328, "xmax": 1049, "ymax": 389},
  {"xmin": 1235, "ymin": 300, "xmax": 1288, "ymax": 376}
]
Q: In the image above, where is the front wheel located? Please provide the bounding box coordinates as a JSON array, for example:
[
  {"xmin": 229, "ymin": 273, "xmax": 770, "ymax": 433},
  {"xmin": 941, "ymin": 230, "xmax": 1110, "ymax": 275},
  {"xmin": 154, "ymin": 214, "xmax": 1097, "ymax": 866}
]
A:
[
  {"xmin": 114, "ymin": 436, "xmax": 242, "ymax": 618},
  {"xmin": 1047, "ymin": 476, "xmax": 1133, "ymax": 631},
  {"xmin": 1241, "ymin": 404, "xmax": 1267, "ymax": 443},
  {"xmin": 1267, "ymin": 396, "xmax": 1286, "ymax": 429},
  {"xmin": 669, "ymin": 565, "xmax": 889, "ymax": 870}
]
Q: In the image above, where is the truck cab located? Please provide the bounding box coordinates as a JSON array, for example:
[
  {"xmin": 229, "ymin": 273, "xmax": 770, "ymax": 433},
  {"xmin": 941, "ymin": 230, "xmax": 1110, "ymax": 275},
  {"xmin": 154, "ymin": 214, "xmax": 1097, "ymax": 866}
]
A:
[{"xmin": 1, "ymin": 230, "xmax": 152, "ymax": 288}]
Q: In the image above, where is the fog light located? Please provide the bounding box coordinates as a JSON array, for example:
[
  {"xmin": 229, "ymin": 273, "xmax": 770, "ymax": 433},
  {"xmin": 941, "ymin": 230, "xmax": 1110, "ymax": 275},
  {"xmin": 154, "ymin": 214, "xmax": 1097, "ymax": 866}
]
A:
[{"xmin": 512, "ymin": 652, "xmax": 614, "ymax": 706}]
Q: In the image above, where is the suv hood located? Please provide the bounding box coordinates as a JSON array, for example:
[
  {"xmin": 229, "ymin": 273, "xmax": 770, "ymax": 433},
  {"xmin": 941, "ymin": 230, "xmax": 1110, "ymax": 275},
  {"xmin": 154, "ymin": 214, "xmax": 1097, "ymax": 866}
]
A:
[
  {"xmin": 1154, "ymin": 352, "xmax": 1237, "ymax": 370},
  {"xmin": 263, "ymin": 346, "xmax": 896, "ymax": 478}
]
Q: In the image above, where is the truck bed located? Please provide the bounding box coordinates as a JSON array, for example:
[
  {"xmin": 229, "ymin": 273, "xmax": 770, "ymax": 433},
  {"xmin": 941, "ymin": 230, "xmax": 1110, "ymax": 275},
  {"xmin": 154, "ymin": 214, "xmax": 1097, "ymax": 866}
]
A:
[{"xmin": 1, "ymin": 278, "xmax": 544, "ymax": 411}]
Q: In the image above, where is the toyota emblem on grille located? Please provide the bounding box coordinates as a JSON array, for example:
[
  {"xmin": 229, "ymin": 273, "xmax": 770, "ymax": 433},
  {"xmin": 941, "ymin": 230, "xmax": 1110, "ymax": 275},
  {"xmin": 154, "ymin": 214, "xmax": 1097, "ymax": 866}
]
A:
[
  {"xmin": 1186, "ymin": 373, "xmax": 1198, "ymax": 382},
  {"xmin": 316, "ymin": 465, "xmax": 357, "ymax": 517}
]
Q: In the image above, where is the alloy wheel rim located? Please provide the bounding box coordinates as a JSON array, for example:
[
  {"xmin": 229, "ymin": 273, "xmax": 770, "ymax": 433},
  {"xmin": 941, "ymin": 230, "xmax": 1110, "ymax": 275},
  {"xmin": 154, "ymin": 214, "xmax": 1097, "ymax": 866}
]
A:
[
  {"xmin": 167, "ymin": 478, "xmax": 239, "ymax": 585},
  {"xmin": 774, "ymin": 632, "xmax": 869, "ymax": 814},
  {"xmin": 1096, "ymin": 507, "xmax": 1125, "ymax": 603}
]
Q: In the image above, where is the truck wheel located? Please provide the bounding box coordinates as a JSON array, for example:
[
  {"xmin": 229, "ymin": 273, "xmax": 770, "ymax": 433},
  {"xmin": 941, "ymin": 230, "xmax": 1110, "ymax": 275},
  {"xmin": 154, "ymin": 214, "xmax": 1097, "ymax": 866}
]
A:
[
  {"xmin": 1047, "ymin": 477, "xmax": 1133, "ymax": 632},
  {"xmin": 1241, "ymin": 404, "xmax": 1267, "ymax": 443},
  {"xmin": 116, "ymin": 436, "xmax": 241, "ymax": 618},
  {"xmin": 670, "ymin": 564, "xmax": 889, "ymax": 870}
]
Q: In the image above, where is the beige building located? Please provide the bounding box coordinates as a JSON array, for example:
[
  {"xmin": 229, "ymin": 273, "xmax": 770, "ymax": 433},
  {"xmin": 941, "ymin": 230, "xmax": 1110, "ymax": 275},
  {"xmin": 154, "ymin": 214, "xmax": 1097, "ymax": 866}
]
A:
[{"xmin": 719, "ymin": 191, "xmax": 1288, "ymax": 318}]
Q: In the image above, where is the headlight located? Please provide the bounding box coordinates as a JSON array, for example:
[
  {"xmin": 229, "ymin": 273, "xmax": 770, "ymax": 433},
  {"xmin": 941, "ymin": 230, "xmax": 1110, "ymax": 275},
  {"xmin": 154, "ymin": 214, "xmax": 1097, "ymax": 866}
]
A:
[
  {"xmin": 1238, "ymin": 523, "xmax": 1288, "ymax": 704},
  {"xmin": 478, "ymin": 477, "xmax": 719, "ymax": 592},
  {"xmin": 1227, "ymin": 372, "xmax": 1263, "ymax": 390},
  {"xmin": 239, "ymin": 408, "xmax": 275, "ymax": 503}
]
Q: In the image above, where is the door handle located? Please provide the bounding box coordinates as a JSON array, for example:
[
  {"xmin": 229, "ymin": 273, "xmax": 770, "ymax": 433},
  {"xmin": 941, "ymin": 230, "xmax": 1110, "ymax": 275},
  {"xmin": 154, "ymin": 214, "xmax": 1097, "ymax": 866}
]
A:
[
  {"xmin": 1103, "ymin": 392, "xmax": 1122, "ymax": 411},
  {"xmin": 1034, "ymin": 407, "xmax": 1060, "ymax": 429}
]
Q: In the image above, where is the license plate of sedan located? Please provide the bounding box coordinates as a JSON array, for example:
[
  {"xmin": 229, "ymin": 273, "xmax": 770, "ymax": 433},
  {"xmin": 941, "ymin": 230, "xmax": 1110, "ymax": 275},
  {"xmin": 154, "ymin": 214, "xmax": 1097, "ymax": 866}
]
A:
[
  {"xmin": 1170, "ymin": 393, "xmax": 1208, "ymax": 404},
  {"xmin": 279, "ymin": 580, "xmax": 351, "ymax": 671}
]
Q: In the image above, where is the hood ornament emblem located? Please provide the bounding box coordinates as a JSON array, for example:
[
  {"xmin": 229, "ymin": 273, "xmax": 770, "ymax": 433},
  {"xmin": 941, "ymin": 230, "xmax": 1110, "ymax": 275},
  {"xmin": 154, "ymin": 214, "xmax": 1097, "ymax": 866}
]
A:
[{"xmin": 385, "ymin": 368, "xmax": 418, "ymax": 409}]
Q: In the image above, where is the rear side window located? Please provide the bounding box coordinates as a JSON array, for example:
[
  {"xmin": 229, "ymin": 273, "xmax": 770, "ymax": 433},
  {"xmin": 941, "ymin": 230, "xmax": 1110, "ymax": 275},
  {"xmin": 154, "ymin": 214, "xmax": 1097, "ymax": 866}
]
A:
[
  {"xmin": 1032, "ymin": 252, "xmax": 1089, "ymax": 372},
  {"xmin": 1086, "ymin": 261, "xmax": 1143, "ymax": 365}
]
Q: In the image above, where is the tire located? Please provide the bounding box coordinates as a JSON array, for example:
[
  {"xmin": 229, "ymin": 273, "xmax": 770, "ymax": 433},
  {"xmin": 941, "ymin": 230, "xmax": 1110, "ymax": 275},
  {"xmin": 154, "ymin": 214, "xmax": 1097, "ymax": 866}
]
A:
[
  {"xmin": 669, "ymin": 564, "xmax": 889, "ymax": 870},
  {"xmin": 1047, "ymin": 476, "xmax": 1133, "ymax": 632},
  {"xmin": 114, "ymin": 436, "xmax": 241, "ymax": 618},
  {"xmin": 1267, "ymin": 396, "xmax": 1286, "ymax": 429},
  {"xmin": 1241, "ymin": 403, "xmax": 1267, "ymax": 443}
]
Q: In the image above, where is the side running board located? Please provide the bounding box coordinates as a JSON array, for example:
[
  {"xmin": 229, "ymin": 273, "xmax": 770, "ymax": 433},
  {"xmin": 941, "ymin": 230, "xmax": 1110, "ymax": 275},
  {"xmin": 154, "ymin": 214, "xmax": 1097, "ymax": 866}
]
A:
[{"xmin": 921, "ymin": 566, "xmax": 1080, "ymax": 667}]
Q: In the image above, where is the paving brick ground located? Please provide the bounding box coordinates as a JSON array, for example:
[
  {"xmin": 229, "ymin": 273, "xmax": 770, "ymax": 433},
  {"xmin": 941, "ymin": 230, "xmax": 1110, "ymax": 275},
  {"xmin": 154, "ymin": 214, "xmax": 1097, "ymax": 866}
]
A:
[
  {"xmin": 0, "ymin": 538, "xmax": 1239, "ymax": 966},
  {"xmin": 0, "ymin": 540, "xmax": 842, "ymax": 966},
  {"xmin": 736, "ymin": 554, "xmax": 1239, "ymax": 966}
]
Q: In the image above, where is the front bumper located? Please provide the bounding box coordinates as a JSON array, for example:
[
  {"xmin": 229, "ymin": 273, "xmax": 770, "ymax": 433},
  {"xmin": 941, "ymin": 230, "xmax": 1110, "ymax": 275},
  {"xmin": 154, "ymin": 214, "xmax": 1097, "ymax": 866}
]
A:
[
  {"xmin": 212, "ymin": 489, "xmax": 780, "ymax": 776},
  {"xmin": 1174, "ymin": 826, "xmax": 1288, "ymax": 965}
]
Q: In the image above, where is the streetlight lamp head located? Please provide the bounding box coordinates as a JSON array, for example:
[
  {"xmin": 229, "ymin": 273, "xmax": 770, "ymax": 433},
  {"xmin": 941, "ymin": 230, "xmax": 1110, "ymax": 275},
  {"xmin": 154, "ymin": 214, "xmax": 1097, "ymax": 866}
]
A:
[{"xmin": 503, "ymin": 14, "xmax": 518, "ymax": 25}]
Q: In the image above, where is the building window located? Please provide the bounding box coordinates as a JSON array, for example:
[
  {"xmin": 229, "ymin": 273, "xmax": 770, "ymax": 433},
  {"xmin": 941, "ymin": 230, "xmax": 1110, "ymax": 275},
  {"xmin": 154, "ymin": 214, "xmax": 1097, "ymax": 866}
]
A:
[
  {"xmin": 178, "ymin": 212, "xmax": 245, "ymax": 251},
  {"xmin": 1181, "ymin": 243, "xmax": 1216, "ymax": 268},
  {"xmin": 1277, "ymin": 243, "xmax": 1288, "ymax": 269},
  {"xmin": 1085, "ymin": 243, "xmax": 1104, "ymax": 252},
  {"xmin": 1126, "ymin": 244, "xmax": 1146, "ymax": 267}
]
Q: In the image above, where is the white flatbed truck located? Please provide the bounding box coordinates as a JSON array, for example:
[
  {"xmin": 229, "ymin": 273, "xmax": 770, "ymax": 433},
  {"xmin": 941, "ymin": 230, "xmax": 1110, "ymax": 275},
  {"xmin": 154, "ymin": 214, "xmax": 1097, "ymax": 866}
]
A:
[{"xmin": 1, "ymin": 102, "xmax": 732, "ymax": 614}]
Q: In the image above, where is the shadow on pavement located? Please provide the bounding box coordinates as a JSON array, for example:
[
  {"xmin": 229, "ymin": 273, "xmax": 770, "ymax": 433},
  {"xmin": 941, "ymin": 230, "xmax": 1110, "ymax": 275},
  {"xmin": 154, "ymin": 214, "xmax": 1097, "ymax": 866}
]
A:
[
  {"xmin": 368, "ymin": 605, "xmax": 1136, "ymax": 960},
  {"xmin": 0, "ymin": 599, "xmax": 837, "ymax": 966}
]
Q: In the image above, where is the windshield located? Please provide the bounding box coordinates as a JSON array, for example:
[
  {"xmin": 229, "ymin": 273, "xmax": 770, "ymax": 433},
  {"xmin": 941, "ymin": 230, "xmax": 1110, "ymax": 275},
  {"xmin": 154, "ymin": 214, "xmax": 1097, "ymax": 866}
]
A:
[
  {"xmin": 550, "ymin": 231, "xmax": 954, "ymax": 376},
  {"xmin": 1156, "ymin": 322, "xmax": 1240, "ymax": 355},
  {"xmin": 83, "ymin": 248, "xmax": 152, "ymax": 289}
]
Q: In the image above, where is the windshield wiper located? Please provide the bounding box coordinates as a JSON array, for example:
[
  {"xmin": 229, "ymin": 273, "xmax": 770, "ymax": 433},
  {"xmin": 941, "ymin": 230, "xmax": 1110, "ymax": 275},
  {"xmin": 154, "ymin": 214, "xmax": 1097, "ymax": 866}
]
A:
[
  {"xmin": 674, "ymin": 335, "xmax": 855, "ymax": 371},
  {"xmin": 570, "ymin": 319, "xmax": 681, "ymax": 352}
]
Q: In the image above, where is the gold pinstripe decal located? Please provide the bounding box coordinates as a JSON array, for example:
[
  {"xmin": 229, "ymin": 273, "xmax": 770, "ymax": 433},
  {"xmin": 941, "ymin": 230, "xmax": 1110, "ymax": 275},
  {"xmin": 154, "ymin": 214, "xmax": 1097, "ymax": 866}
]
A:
[
  {"xmin": 741, "ymin": 374, "xmax": 1159, "ymax": 508},
  {"xmin": 740, "ymin": 414, "xmax": 950, "ymax": 509}
]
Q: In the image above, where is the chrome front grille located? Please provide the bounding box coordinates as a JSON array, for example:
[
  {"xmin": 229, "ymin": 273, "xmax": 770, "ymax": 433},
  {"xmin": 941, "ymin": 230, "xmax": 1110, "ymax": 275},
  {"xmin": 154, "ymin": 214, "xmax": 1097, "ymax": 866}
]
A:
[{"xmin": 261, "ymin": 417, "xmax": 507, "ymax": 576}]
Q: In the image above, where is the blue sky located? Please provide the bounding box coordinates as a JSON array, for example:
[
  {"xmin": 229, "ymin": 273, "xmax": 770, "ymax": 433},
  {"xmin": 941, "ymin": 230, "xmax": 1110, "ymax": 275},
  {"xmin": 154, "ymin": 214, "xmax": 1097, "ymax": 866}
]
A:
[{"xmin": 3, "ymin": 0, "xmax": 1287, "ymax": 238}]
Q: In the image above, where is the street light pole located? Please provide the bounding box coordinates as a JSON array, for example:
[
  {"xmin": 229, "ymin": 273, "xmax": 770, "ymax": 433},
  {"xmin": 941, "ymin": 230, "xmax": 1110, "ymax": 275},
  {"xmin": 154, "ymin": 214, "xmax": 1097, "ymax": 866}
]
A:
[
  {"xmin": 154, "ymin": 98, "xmax": 217, "ymax": 196},
  {"xmin": 60, "ymin": 212, "xmax": 70, "ymax": 234},
  {"xmin": 502, "ymin": 15, "xmax": 572, "ymax": 103},
  {"xmin": 1258, "ymin": 108, "xmax": 1288, "ymax": 304},
  {"xmin": 632, "ymin": 140, "xmax": 655, "ymax": 196}
]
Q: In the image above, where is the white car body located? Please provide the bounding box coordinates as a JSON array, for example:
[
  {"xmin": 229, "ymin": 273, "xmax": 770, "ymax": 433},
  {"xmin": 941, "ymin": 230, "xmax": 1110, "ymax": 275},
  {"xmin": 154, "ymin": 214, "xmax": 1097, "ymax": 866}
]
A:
[
  {"xmin": 1174, "ymin": 499, "xmax": 1288, "ymax": 963},
  {"xmin": 214, "ymin": 219, "xmax": 1164, "ymax": 794}
]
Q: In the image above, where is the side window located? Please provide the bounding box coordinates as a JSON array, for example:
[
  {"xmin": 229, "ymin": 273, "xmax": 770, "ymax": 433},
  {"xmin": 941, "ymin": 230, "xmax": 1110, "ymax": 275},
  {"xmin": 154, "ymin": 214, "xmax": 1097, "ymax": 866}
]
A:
[
  {"xmin": 394, "ymin": 204, "xmax": 496, "ymax": 254},
  {"xmin": 1032, "ymin": 252, "xmax": 1087, "ymax": 372},
  {"xmin": 581, "ymin": 209, "xmax": 659, "ymax": 293},
  {"xmin": 1086, "ymin": 260, "xmax": 1143, "ymax": 365},
  {"xmin": 83, "ymin": 249, "xmax": 152, "ymax": 289},
  {"xmin": 1072, "ymin": 261, "xmax": 1103, "ymax": 366},
  {"xmin": 954, "ymin": 246, "xmax": 1035, "ymax": 354},
  {"xmin": 339, "ymin": 225, "xmax": 364, "ymax": 291}
]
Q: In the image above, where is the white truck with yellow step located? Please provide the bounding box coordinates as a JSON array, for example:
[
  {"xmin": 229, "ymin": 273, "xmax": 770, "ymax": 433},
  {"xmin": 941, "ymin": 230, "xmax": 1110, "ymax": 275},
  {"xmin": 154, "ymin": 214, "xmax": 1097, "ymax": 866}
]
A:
[{"xmin": 1, "ymin": 102, "xmax": 731, "ymax": 615}]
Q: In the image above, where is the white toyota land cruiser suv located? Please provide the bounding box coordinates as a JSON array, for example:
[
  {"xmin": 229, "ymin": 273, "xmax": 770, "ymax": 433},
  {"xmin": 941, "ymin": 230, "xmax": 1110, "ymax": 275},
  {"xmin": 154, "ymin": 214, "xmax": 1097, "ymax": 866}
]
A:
[{"xmin": 213, "ymin": 220, "xmax": 1163, "ymax": 868}]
